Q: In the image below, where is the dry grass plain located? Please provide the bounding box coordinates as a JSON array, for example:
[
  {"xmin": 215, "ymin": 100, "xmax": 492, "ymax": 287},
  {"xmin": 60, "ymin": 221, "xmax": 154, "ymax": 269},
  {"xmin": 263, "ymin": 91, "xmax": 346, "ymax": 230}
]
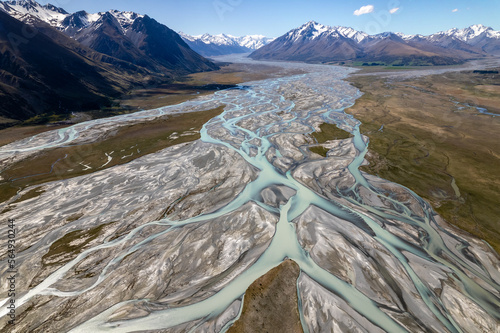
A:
[
  {"xmin": 345, "ymin": 69, "xmax": 500, "ymax": 253},
  {"xmin": 228, "ymin": 260, "xmax": 303, "ymax": 333}
]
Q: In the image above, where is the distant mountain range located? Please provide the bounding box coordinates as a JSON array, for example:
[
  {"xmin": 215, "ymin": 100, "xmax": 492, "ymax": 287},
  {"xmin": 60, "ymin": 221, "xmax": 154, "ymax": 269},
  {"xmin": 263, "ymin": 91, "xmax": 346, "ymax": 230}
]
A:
[
  {"xmin": 1, "ymin": 1, "xmax": 500, "ymax": 122},
  {"xmin": 0, "ymin": 0, "xmax": 218, "ymax": 121},
  {"xmin": 250, "ymin": 21, "xmax": 500, "ymax": 65},
  {"xmin": 179, "ymin": 32, "xmax": 274, "ymax": 57}
]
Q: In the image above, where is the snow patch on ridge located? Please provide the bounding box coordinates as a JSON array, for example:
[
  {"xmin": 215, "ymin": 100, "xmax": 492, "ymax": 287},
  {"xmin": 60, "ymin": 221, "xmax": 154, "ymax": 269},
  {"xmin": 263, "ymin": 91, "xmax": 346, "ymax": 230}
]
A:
[{"xmin": 180, "ymin": 32, "xmax": 275, "ymax": 50}]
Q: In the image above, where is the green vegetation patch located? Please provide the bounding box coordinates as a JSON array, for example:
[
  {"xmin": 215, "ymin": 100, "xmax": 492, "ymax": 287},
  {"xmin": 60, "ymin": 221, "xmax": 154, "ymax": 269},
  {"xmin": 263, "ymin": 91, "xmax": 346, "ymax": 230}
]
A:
[
  {"xmin": 309, "ymin": 123, "xmax": 353, "ymax": 157},
  {"xmin": 311, "ymin": 123, "xmax": 353, "ymax": 144},
  {"xmin": 11, "ymin": 187, "xmax": 46, "ymax": 204},
  {"xmin": 42, "ymin": 221, "xmax": 116, "ymax": 266},
  {"xmin": 309, "ymin": 146, "xmax": 330, "ymax": 157}
]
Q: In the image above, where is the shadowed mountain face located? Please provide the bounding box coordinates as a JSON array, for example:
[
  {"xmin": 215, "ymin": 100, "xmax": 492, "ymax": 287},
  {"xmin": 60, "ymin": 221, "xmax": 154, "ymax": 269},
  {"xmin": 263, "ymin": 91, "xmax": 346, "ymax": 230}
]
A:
[
  {"xmin": 72, "ymin": 13, "xmax": 218, "ymax": 74},
  {"xmin": 0, "ymin": 0, "xmax": 219, "ymax": 121},
  {"xmin": 129, "ymin": 16, "xmax": 218, "ymax": 73},
  {"xmin": 0, "ymin": 1, "xmax": 219, "ymax": 75},
  {"xmin": 0, "ymin": 11, "xmax": 123, "ymax": 120},
  {"xmin": 256, "ymin": 34, "xmax": 363, "ymax": 63},
  {"xmin": 250, "ymin": 21, "xmax": 499, "ymax": 65},
  {"xmin": 74, "ymin": 12, "xmax": 151, "ymax": 70}
]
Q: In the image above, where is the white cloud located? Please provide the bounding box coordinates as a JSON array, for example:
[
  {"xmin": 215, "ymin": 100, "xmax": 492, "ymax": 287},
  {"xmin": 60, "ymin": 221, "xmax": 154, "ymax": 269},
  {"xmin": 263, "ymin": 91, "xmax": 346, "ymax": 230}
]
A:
[
  {"xmin": 389, "ymin": 7, "xmax": 399, "ymax": 14},
  {"xmin": 353, "ymin": 5, "xmax": 374, "ymax": 16},
  {"xmin": 452, "ymin": 8, "xmax": 459, "ymax": 12}
]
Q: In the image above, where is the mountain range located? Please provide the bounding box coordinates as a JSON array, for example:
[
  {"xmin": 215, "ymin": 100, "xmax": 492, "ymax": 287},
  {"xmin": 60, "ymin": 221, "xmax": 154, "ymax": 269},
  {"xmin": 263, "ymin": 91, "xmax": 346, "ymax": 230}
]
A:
[
  {"xmin": 0, "ymin": 0, "xmax": 218, "ymax": 121},
  {"xmin": 179, "ymin": 32, "xmax": 274, "ymax": 57},
  {"xmin": 1, "ymin": 1, "xmax": 500, "ymax": 122},
  {"xmin": 250, "ymin": 21, "xmax": 500, "ymax": 65}
]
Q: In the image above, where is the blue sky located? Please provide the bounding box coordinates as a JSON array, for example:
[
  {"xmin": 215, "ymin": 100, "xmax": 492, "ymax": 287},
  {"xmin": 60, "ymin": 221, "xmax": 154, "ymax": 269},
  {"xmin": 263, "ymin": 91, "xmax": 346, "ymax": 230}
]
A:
[{"xmin": 36, "ymin": 0, "xmax": 500, "ymax": 37}]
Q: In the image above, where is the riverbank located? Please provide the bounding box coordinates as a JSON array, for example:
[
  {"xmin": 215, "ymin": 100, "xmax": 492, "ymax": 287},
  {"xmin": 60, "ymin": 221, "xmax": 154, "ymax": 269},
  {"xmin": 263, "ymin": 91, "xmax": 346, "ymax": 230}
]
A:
[{"xmin": 345, "ymin": 67, "xmax": 500, "ymax": 253}]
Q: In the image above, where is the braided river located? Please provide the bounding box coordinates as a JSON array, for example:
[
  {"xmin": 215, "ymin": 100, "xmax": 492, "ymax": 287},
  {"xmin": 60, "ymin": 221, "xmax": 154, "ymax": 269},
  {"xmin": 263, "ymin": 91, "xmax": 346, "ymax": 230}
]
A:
[{"xmin": 0, "ymin": 57, "xmax": 499, "ymax": 332}]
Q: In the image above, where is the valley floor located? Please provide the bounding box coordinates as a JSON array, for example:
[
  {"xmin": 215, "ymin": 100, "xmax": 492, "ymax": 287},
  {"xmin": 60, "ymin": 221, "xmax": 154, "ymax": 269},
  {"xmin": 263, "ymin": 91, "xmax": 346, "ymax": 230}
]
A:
[
  {"xmin": 0, "ymin": 61, "xmax": 304, "ymax": 148},
  {"xmin": 0, "ymin": 56, "xmax": 499, "ymax": 332},
  {"xmin": 345, "ymin": 66, "xmax": 500, "ymax": 253}
]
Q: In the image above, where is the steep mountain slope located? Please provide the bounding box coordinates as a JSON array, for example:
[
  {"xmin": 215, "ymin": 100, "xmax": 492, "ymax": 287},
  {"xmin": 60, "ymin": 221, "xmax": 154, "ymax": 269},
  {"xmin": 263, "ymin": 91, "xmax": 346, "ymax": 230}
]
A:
[
  {"xmin": 250, "ymin": 22, "xmax": 365, "ymax": 62},
  {"xmin": 0, "ymin": 0, "xmax": 219, "ymax": 121},
  {"xmin": 126, "ymin": 16, "xmax": 217, "ymax": 73},
  {"xmin": 441, "ymin": 24, "xmax": 500, "ymax": 55},
  {"xmin": 1, "ymin": 0, "xmax": 219, "ymax": 74},
  {"xmin": 74, "ymin": 12, "xmax": 152, "ymax": 69},
  {"xmin": 250, "ymin": 21, "xmax": 493, "ymax": 65},
  {"xmin": 0, "ymin": 11, "xmax": 126, "ymax": 120},
  {"xmin": 0, "ymin": 0, "xmax": 67, "ymax": 26},
  {"xmin": 360, "ymin": 33, "xmax": 467, "ymax": 65},
  {"xmin": 180, "ymin": 32, "xmax": 274, "ymax": 57},
  {"xmin": 69, "ymin": 12, "xmax": 218, "ymax": 74}
]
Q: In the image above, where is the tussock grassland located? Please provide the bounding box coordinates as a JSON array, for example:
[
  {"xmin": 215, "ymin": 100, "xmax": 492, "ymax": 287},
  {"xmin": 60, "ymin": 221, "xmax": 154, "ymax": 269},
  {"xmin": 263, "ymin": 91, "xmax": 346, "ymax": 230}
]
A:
[
  {"xmin": 228, "ymin": 260, "xmax": 303, "ymax": 333},
  {"xmin": 346, "ymin": 69, "xmax": 500, "ymax": 253},
  {"xmin": 309, "ymin": 123, "xmax": 353, "ymax": 157}
]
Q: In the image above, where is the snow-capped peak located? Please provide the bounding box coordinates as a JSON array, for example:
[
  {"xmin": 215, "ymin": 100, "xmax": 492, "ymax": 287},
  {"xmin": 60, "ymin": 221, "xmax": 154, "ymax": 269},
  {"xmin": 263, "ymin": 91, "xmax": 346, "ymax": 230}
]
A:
[
  {"xmin": 195, "ymin": 33, "xmax": 238, "ymax": 46},
  {"xmin": 0, "ymin": 0, "xmax": 145, "ymax": 34},
  {"xmin": 238, "ymin": 35, "xmax": 275, "ymax": 49},
  {"xmin": 469, "ymin": 24, "xmax": 490, "ymax": 35},
  {"xmin": 443, "ymin": 24, "xmax": 495, "ymax": 41},
  {"xmin": 288, "ymin": 21, "xmax": 330, "ymax": 41},
  {"xmin": 108, "ymin": 10, "xmax": 143, "ymax": 29},
  {"xmin": 285, "ymin": 21, "xmax": 368, "ymax": 43},
  {"xmin": 0, "ymin": 0, "xmax": 68, "ymax": 26},
  {"xmin": 394, "ymin": 32, "xmax": 417, "ymax": 40},
  {"xmin": 178, "ymin": 31, "xmax": 198, "ymax": 42},
  {"xmin": 337, "ymin": 26, "xmax": 368, "ymax": 42},
  {"xmin": 283, "ymin": 21, "xmax": 500, "ymax": 46},
  {"xmin": 180, "ymin": 32, "xmax": 274, "ymax": 50}
]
